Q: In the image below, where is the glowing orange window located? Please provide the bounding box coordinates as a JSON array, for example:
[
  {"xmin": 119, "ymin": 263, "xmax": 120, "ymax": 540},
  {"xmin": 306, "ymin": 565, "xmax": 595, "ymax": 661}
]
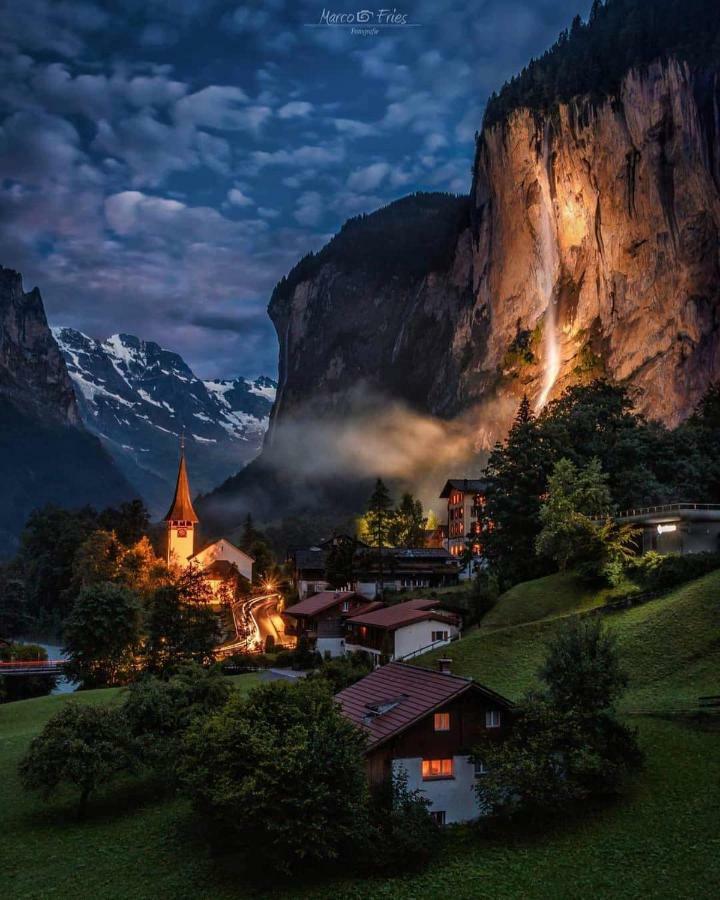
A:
[
  {"xmin": 422, "ymin": 758, "xmax": 454, "ymax": 779},
  {"xmin": 434, "ymin": 712, "xmax": 450, "ymax": 732}
]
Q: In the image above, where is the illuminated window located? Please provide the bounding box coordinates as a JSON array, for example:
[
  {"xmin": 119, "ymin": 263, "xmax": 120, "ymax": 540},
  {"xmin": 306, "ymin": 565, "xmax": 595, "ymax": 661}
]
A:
[
  {"xmin": 422, "ymin": 758, "xmax": 454, "ymax": 779},
  {"xmin": 434, "ymin": 712, "xmax": 450, "ymax": 731},
  {"xmin": 486, "ymin": 710, "xmax": 501, "ymax": 729}
]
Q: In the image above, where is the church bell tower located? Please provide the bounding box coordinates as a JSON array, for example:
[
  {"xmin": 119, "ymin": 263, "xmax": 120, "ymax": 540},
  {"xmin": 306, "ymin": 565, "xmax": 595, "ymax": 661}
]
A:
[{"xmin": 164, "ymin": 434, "xmax": 199, "ymax": 567}]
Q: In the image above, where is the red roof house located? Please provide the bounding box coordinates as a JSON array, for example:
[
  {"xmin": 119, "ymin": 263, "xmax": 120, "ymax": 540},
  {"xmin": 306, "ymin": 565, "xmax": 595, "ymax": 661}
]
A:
[{"xmin": 336, "ymin": 661, "xmax": 513, "ymax": 825}]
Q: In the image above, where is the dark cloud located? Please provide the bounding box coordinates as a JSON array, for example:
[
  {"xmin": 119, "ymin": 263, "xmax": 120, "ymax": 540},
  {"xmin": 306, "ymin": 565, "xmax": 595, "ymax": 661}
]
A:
[{"xmin": 0, "ymin": 0, "xmax": 590, "ymax": 378}]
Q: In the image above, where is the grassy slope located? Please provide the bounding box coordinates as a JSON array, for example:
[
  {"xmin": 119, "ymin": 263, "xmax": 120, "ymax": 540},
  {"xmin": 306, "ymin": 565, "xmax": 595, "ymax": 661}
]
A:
[
  {"xmin": 422, "ymin": 569, "xmax": 720, "ymax": 711},
  {"xmin": 481, "ymin": 571, "xmax": 638, "ymax": 629},
  {"xmin": 3, "ymin": 571, "xmax": 720, "ymax": 899}
]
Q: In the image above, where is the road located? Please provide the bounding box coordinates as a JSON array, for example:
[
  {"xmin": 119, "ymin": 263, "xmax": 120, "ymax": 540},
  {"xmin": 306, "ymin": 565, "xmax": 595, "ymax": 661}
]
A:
[{"xmin": 223, "ymin": 592, "xmax": 290, "ymax": 654}]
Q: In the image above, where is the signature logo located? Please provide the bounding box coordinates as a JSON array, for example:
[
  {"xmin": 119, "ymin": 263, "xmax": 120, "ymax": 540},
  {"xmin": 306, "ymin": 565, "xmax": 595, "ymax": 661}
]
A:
[{"xmin": 312, "ymin": 8, "xmax": 416, "ymax": 27}]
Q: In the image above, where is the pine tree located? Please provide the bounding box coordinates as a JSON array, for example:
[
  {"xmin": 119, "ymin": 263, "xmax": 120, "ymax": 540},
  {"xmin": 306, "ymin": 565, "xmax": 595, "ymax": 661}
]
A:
[
  {"xmin": 366, "ymin": 479, "xmax": 394, "ymax": 598},
  {"xmin": 483, "ymin": 396, "xmax": 552, "ymax": 585}
]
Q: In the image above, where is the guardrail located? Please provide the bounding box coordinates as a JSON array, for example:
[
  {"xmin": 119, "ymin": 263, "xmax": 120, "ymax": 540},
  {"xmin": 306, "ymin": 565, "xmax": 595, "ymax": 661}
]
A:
[
  {"xmin": 0, "ymin": 659, "xmax": 66, "ymax": 676},
  {"xmin": 395, "ymin": 633, "xmax": 460, "ymax": 662},
  {"xmin": 615, "ymin": 503, "xmax": 720, "ymax": 518}
]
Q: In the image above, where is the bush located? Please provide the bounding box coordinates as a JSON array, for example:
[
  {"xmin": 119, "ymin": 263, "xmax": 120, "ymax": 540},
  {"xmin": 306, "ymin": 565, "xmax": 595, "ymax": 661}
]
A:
[
  {"xmin": 627, "ymin": 552, "xmax": 720, "ymax": 593},
  {"xmin": 473, "ymin": 618, "xmax": 642, "ymax": 818},
  {"xmin": 63, "ymin": 582, "xmax": 142, "ymax": 687},
  {"xmin": 309, "ymin": 652, "xmax": 374, "ymax": 692},
  {"xmin": 178, "ymin": 679, "xmax": 370, "ymax": 875},
  {"xmin": 468, "ymin": 571, "xmax": 500, "ymax": 624},
  {"xmin": 121, "ymin": 664, "xmax": 230, "ymax": 775},
  {"xmin": 19, "ymin": 703, "xmax": 135, "ymax": 819},
  {"xmin": 364, "ymin": 768, "xmax": 440, "ymax": 873}
]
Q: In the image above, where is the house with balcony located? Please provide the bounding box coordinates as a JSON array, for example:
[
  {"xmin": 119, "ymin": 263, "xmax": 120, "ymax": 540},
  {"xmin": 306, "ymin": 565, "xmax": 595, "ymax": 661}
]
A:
[
  {"xmin": 353, "ymin": 546, "xmax": 461, "ymax": 598},
  {"xmin": 440, "ymin": 479, "xmax": 489, "ymax": 572},
  {"xmin": 282, "ymin": 590, "xmax": 379, "ymax": 657},
  {"xmin": 611, "ymin": 503, "xmax": 720, "ymax": 555},
  {"xmin": 335, "ymin": 659, "xmax": 513, "ymax": 824},
  {"xmin": 344, "ymin": 597, "xmax": 462, "ymax": 664}
]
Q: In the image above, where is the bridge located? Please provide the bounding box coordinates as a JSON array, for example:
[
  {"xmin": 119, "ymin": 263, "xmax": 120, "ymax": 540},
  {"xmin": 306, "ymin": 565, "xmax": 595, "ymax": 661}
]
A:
[{"xmin": 0, "ymin": 659, "xmax": 66, "ymax": 676}]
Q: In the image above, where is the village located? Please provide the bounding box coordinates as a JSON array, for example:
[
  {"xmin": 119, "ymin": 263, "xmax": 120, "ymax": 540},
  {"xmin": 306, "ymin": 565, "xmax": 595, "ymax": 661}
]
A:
[{"xmin": 149, "ymin": 438, "xmax": 720, "ymax": 828}]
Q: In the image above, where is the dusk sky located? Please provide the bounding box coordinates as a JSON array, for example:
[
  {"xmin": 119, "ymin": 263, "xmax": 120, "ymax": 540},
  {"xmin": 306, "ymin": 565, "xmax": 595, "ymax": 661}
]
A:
[{"xmin": 0, "ymin": 0, "xmax": 589, "ymax": 379}]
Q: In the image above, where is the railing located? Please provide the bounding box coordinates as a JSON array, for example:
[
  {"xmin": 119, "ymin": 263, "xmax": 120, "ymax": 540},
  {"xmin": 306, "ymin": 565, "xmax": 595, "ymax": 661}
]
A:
[
  {"xmin": 395, "ymin": 633, "xmax": 459, "ymax": 662},
  {"xmin": 0, "ymin": 659, "xmax": 66, "ymax": 676},
  {"xmin": 615, "ymin": 503, "xmax": 720, "ymax": 519}
]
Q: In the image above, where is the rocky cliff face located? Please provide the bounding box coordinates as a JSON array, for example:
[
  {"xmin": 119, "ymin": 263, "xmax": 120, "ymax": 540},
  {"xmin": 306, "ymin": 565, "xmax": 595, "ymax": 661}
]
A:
[
  {"xmin": 0, "ymin": 267, "xmax": 133, "ymax": 553},
  {"xmin": 0, "ymin": 267, "xmax": 80, "ymax": 427},
  {"xmin": 271, "ymin": 61, "xmax": 720, "ymax": 437},
  {"xmin": 201, "ymin": 58, "xmax": 720, "ymax": 531},
  {"xmin": 461, "ymin": 58, "xmax": 720, "ymax": 428}
]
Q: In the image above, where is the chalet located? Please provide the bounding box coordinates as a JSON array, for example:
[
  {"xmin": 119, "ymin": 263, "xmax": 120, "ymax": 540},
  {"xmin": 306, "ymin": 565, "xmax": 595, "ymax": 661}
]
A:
[
  {"xmin": 345, "ymin": 598, "xmax": 462, "ymax": 664},
  {"xmin": 610, "ymin": 503, "xmax": 720, "ymax": 556},
  {"xmin": 353, "ymin": 547, "xmax": 461, "ymax": 598},
  {"xmin": 287, "ymin": 535, "xmax": 365, "ymax": 599},
  {"xmin": 336, "ymin": 660, "xmax": 513, "ymax": 824},
  {"xmin": 282, "ymin": 591, "xmax": 379, "ymax": 657},
  {"xmin": 440, "ymin": 478, "xmax": 489, "ymax": 562},
  {"xmin": 288, "ymin": 541, "xmax": 460, "ymax": 600}
]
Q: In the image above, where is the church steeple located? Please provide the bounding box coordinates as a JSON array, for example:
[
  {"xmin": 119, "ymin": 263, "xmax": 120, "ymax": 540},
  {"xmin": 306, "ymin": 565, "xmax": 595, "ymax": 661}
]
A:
[{"xmin": 164, "ymin": 433, "xmax": 198, "ymax": 566}]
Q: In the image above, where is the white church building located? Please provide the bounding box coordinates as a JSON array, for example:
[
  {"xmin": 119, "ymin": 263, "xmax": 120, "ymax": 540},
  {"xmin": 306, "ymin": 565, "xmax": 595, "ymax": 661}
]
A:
[{"xmin": 164, "ymin": 441, "xmax": 253, "ymax": 598}]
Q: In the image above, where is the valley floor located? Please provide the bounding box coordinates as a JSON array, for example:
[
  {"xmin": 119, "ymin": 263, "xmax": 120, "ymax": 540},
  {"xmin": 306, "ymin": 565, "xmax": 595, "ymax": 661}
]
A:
[{"xmin": 2, "ymin": 573, "xmax": 719, "ymax": 899}]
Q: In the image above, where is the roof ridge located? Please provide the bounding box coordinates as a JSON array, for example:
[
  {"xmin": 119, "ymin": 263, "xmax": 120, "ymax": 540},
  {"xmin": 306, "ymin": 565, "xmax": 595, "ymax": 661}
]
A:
[{"xmin": 389, "ymin": 660, "xmax": 473, "ymax": 683}]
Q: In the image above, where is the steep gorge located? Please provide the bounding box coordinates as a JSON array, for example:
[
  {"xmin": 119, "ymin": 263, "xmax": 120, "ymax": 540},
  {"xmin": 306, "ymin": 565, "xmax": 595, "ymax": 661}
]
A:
[
  {"xmin": 271, "ymin": 59, "xmax": 720, "ymax": 432},
  {"xmin": 201, "ymin": 57, "xmax": 720, "ymax": 529}
]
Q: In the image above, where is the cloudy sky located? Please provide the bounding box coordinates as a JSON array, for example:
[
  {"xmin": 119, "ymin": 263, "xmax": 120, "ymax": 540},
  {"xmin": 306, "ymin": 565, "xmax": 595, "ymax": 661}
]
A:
[{"xmin": 0, "ymin": 0, "xmax": 588, "ymax": 379}]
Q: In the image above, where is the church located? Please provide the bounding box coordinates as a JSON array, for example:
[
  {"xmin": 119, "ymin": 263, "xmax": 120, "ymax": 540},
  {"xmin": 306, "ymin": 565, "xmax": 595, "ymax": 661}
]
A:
[{"xmin": 164, "ymin": 440, "xmax": 254, "ymax": 600}]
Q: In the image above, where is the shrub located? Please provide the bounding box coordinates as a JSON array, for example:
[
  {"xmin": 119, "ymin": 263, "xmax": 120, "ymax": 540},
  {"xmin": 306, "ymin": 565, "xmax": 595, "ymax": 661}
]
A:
[
  {"xmin": 63, "ymin": 582, "xmax": 142, "ymax": 687},
  {"xmin": 627, "ymin": 552, "xmax": 720, "ymax": 593},
  {"xmin": 539, "ymin": 618, "xmax": 628, "ymax": 713},
  {"xmin": 364, "ymin": 768, "xmax": 440, "ymax": 873},
  {"xmin": 473, "ymin": 618, "xmax": 642, "ymax": 818},
  {"xmin": 121, "ymin": 664, "xmax": 230, "ymax": 775},
  {"xmin": 19, "ymin": 703, "xmax": 135, "ymax": 819},
  {"xmin": 178, "ymin": 679, "xmax": 370, "ymax": 875},
  {"xmin": 308, "ymin": 652, "xmax": 374, "ymax": 692}
]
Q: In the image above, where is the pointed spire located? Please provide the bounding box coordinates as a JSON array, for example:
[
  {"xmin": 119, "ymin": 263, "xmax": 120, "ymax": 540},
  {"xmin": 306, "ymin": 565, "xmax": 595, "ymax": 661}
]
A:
[{"xmin": 164, "ymin": 432, "xmax": 199, "ymax": 523}]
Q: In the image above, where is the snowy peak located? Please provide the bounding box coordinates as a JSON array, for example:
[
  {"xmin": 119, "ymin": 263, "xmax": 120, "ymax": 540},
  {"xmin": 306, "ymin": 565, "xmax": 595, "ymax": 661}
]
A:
[{"xmin": 51, "ymin": 326, "xmax": 276, "ymax": 513}]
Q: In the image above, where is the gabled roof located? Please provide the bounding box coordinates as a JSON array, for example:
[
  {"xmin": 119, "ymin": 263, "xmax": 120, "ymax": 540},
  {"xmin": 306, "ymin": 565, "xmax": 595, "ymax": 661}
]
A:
[
  {"xmin": 290, "ymin": 548, "xmax": 327, "ymax": 570},
  {"xmin": 284, "ymin": 591, "xmax": 361, "ymax": 619},
  {"xmin": 440, "ymin": 478, "xmax": 488, "ymax": 498},
  {"xmin": 336, "ymin": 661, "xmax": 512, "ymax": 751},
  {"xmin": 346, "ymin": 599, "xmax": 459, "ymax": 632},
  {"xmin": 164, "ymin": 451, "xmax": 199, "ymax": 523},
  {"xmin": 190, "ymin": 537, "xmax": 255, "ymax": 563}
]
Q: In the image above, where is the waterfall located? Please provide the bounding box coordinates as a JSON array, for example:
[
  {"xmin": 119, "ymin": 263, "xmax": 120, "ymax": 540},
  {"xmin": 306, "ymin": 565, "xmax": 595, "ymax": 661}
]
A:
[{"xmin": 535, "ymin": 125, "xmax": 560, "ymax": 411}]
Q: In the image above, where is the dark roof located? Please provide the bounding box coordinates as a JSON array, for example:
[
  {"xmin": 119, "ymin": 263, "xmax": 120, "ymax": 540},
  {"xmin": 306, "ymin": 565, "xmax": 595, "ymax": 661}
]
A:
[
  {"xmin": 356, "ymin": 546, "xmax": 453, "ymax": 560},
  {"xmin": 291, "ymin": 548, "xmax": 327, "ymax": 570},
  {"xmin": 164, "ymin": 451, "xmax": 199, "ymax": 522},
  {"xmin": 346, "ymin": 599, "xmax": 459, "ymax": 632},
  {"xmin": 336, "ymin": 661, "xmax": 512, "ymax": 750},
  {"xmin": 439, "ymin": 478, "xmax": 488, "ymax": 498},
  {"xmin": 284, "ymin": 591, "xmax": 361, "ymax": 619}
]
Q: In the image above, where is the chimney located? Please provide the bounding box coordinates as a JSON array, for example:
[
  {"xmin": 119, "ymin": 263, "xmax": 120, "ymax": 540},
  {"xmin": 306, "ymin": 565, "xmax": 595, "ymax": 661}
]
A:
[{"xmin": 437, "ymin": 658, "xmax": 452, "ymax": 675}]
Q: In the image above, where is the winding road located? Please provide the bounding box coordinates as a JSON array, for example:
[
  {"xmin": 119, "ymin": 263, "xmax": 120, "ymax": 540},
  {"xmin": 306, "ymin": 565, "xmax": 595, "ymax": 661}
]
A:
[{"xmin": 221, "ymin": 592, "xmax": 290, "ymax": 654}]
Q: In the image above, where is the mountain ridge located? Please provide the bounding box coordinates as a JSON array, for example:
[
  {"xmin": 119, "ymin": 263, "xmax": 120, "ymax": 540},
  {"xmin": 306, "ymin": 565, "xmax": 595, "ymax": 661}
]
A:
[{"xmin": 52, "ymin": 326, "xmax": 276, "ymax": 516}]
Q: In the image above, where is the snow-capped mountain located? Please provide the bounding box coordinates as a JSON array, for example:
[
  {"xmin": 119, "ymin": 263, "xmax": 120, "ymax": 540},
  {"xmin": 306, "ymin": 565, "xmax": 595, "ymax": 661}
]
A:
[{"xmin": 51, "ymin": 327, "xmax": 276, "ymax": 516}]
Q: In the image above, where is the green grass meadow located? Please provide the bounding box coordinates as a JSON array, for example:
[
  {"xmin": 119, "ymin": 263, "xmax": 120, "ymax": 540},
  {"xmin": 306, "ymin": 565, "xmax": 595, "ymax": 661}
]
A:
[{"xmin": 2, "ymin": 573, "xmax": 719, "ymax": 899}]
